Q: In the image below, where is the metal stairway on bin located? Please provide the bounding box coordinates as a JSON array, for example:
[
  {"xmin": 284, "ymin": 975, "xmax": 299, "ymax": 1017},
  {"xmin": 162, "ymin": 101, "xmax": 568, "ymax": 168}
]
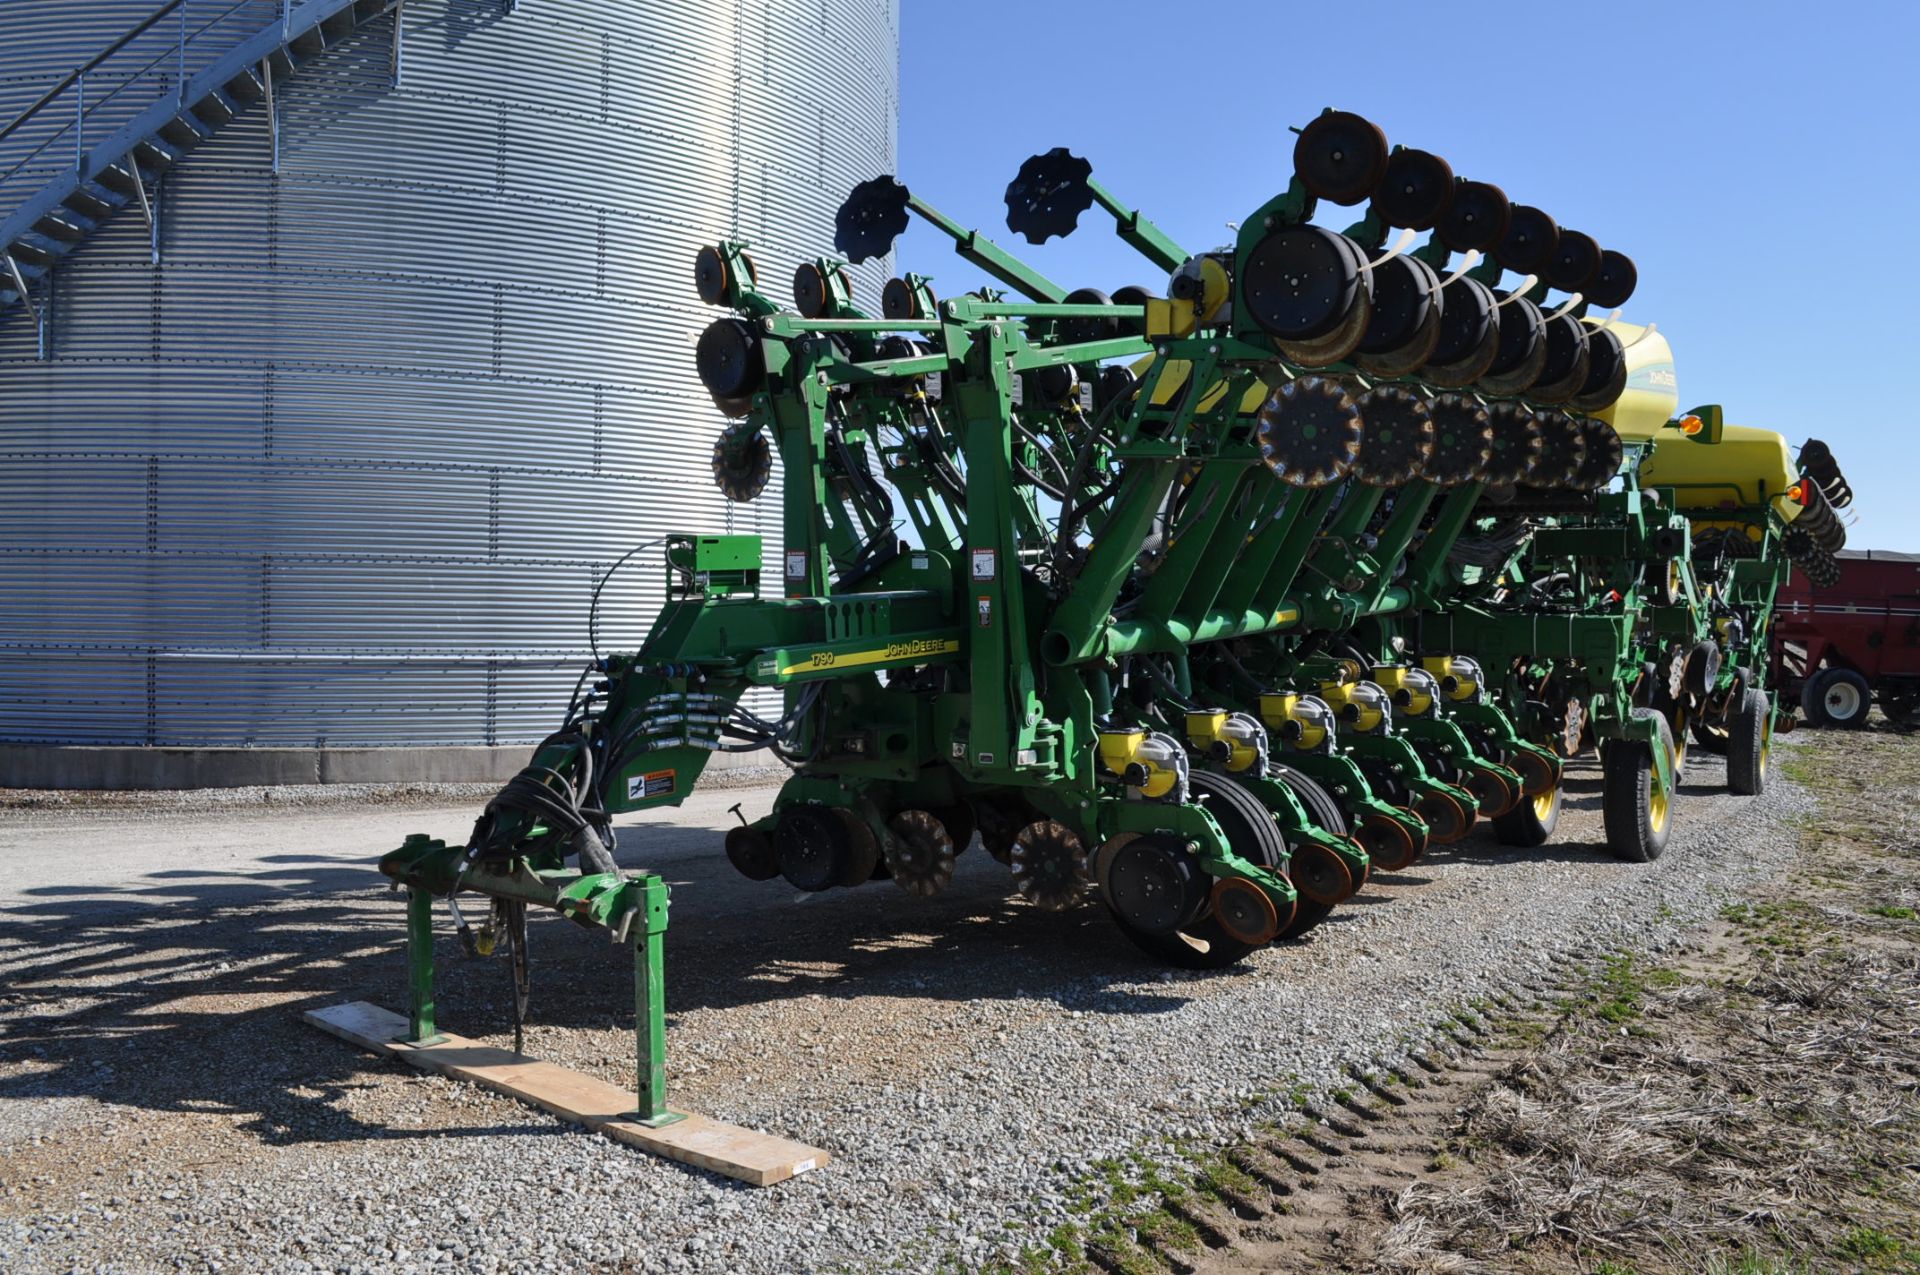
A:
[{"xmin": 0, "ymin": 0, "xmax": 395, "ymax": 324}]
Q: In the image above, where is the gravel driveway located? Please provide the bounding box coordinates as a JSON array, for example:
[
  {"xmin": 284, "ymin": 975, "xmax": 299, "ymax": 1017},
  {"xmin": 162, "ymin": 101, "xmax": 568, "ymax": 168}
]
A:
[{"xmin": 0, "ymin": 748, "xmax": 1807, "ymax": 1273}]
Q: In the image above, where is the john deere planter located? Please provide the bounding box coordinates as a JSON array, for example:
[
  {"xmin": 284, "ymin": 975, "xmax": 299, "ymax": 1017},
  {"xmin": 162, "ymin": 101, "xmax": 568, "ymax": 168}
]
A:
[{"xmin": 375, "ymin": 109, "xmax": 1851, "ymax": 1103}]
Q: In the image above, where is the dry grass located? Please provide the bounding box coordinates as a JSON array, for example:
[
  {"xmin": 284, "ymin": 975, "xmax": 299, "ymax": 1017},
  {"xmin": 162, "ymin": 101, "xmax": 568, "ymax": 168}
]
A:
[{"xmin": 1370, "ymin": 730, "xmax": 1920, "ymax": 1275}]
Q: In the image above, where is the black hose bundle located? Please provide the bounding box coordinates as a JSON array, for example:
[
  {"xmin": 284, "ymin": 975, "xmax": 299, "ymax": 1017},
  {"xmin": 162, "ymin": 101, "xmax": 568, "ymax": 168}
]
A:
[
  {"xmin": 1447, "ymin": 519, "xmax": 1535, "ymax": 571},
  {"xmin": 467, "ymin": 729, "xmax": 617, "ymax": 873}
]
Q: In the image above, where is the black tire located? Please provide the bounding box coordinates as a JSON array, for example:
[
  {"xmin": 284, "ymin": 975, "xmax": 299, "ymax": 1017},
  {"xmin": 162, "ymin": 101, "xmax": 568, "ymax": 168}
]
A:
[
  {"xmin": 1108, "ymin": 773, "xmax": 1279, "ymax": 969},
  {"xmin": 724, "ymin": 825, "xmax": 780, "ymax": 881},
  {"xmin": 1727, "ymin": 688, "xmax": 1769, "ymax": 796},
  {"xmin": 1268, "ymin": 764, "xmax": 1350, "ymax": 939},
  {"xmin": 1803, "ymin": 667, "xmax": 1872, "ymax": 729},
  {"xmin": 1601, "ymin": 708, "xmax": 1674, "ymax": 863},
  {"xmin": 1491, "ymin": 783, "xmax": 1561, "ymax": 847}
]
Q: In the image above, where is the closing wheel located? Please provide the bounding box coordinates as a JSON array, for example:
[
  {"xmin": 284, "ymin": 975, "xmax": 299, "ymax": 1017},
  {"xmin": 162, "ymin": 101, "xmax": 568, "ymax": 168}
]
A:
[
  {"xmin": 1357, "ymin": 811, "xmax": 1418, "ymax": 872},
  {"xmin": 693, "ymin": 244, "xmax": 731, "ymax": 305},
  {"xmin": 1463, "ymin": 767, "xmax": 1518, "ymax": 819},
  {"xmin": 1572, "ymin": 326, "xmax": 1629, "ymax": 412},
  {"xmin": 1373, "ymin": 147, "xmax": 1455, "ymax": 229},
  {"xmin": 1684, "ymin": 640, "xmax": 1722, "ymax": 703},
  {"xmin": 1393, "ymin": 805, "xmax": 1434, "ymax": 864},
  {"xmin": 1508, "ymin": 747, "xmax": 1559, "ymax": 797},
  {"xmin": 1288, "ymin": 841, "xmax": 1354, "ymax": 906},
  {"xmin": 1211, "ymin": 877, "xmax": 1286, "ymax": 947},
  {"xmin": 1268, "ymin": 764, "xmax": 1356, "ymax": 940},
  {"xmin": 696, "ymin": 318, "xmax": 765, "ymax": 399},
  {"xmin": 1356, "ymin": 250, "xmax": 1439, "ymax": 355},
  {"xmin": 1437, "ymin": 179, "xmax": 1511, "ymax": 253},
  {"xmin": 882, "ymin": 276, "xmax": 928, "ymax": 321},
  {"xmin": 1355, "ymin": 254, "xmax": 1445, "ymax": 378},
  {"xmin": 1727, "ymin": 689, "xmax": 1771, "ymax": 796},
  {"xmin": 1057, "ymin": 286, "xmax": 1120, "ymax": 345},
  {"xmin": 1492, "ymin": 783, "xmax": 1561, "ymax": 848},
  {"xmin": 1416, "ymin": 790, "xmax": 1473, "ymax": 844},
  {"xmin": 886, "ymin": 810, "xmax": 957, "ymax": 897},
  {"xmin": 791, "ymin": 261, "xmax": 832, "ymax": 319},
  {"xmin": 1293, "ymin": 109, "xmax": 1389, "ymax": 205},
  {"xmin": 1496, "ymin": 205, "xmax": 1559, "ymax": 275},
  {"xmin": 833, "ymin": 809, "xmax": 881, "ymax": 886},
  {"xmin": 1602, "ymin": 708, "xmax": 1675, "ymax": 863},
  {"xmin": 1545, "ymin": 229, "xmax": 1602, "ymax": 295},
  {"xmin": 1110, "ymin": 284, "xmax": 1160, "ymax": 339},
  {"xmin": 1587, "ymin": 250, "xmax": 1638, "ymax": 309}
]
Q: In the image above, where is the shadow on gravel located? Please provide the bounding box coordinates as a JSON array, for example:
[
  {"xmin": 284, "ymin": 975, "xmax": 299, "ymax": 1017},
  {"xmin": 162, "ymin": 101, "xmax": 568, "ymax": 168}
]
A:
[
  {"xmin": 0, "ymin": 818, "xmax": 1201, "ymax": 1148},
  {"xmin": 6, "ymin": 751, "xmax": 1731, "ymax": 1146}
]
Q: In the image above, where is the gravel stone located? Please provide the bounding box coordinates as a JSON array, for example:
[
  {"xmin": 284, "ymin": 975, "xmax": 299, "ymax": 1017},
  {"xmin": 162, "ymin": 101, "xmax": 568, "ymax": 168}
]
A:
[{"xmin": 0, "ymin": 746, "xmax": 1809, "ymax": 1273}]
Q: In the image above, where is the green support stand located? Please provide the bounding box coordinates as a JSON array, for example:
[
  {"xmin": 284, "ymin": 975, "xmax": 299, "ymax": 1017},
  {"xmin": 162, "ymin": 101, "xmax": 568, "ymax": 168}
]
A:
[
  {"xmin": 404, "ymin": 887, "xmax": 444, "ymax": 1046},
  {"xmin": 382, "ymin": 838, "xmax": 683, "ymax": 1125},
  {"xmin": 630, "ymin": 874, "xmax": 684, "ymax": 1127}
]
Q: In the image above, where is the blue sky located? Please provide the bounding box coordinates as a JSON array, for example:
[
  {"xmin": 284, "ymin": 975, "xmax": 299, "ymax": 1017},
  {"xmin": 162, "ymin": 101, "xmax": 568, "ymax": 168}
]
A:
[{"xmin": 897, "ymin": 0, "xmax": 1919, "ymax": 551}]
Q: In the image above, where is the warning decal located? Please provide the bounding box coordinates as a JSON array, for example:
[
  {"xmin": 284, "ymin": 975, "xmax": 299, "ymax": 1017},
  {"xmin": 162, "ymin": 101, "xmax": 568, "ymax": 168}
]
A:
[{"xmin": 627, "ymin": 769, "xmax": 677, "ymax": 801}]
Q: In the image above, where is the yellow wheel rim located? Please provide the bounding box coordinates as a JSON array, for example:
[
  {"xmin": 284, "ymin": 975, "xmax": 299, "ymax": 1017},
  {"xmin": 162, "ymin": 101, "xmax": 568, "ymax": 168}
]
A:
[
  {"xmin": 1760, "ymin": 716, "xmax": 1772, "ymax": 777},
  {"xmin": 1532, "ymin": 787, "xmax": 1556, "ymax": 820},
  {"xmin": 1649, "ymin": 775, "xmax": 1671, "ymax": 833}
]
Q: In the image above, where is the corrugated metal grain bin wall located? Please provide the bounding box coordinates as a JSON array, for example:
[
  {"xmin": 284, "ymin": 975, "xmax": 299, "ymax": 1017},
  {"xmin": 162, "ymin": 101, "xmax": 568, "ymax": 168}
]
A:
[{"xmin": 0, "ymin": 0, "xmax": 899, "ymax": 757}]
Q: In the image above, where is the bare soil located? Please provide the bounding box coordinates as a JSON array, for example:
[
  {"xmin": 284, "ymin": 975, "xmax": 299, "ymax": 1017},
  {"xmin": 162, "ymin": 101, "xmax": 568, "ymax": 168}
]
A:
[{"xmin": 1067, "ymin": 725, "xmax": 1920, "ymax": 1275}]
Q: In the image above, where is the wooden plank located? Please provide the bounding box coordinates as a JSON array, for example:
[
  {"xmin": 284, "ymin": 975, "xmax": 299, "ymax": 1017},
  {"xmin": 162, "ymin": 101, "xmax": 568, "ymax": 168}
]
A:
[{"xmin": 304, "ymin": 1001, "xmax": 827, "ymax": 1187}]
